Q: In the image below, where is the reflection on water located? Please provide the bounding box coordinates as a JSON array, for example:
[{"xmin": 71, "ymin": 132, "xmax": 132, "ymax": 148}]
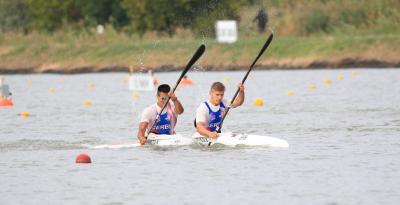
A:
[{"xmin": 0, "ymin": 69, "xmax": 399, "ymax": 204}]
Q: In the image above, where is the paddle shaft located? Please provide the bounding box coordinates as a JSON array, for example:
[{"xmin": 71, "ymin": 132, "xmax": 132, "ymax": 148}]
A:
[
  {"xmin": 146, "ymin": 44, "xmax": 206, "ymax": 137},
  {"xmin": 215, "ymin": 33, "xmax": 274, "ymax": 134}
]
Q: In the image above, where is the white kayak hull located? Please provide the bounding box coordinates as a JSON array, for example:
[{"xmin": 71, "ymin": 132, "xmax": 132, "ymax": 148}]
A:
[
  {"xmin": 192, "ymin": 132, "xmax": 289, "ymax": 148},
  {"xmin": 146, "ymin": 133, "xmax": 191, "ymax": 146},
  {"xmin": 85, "ymin": 133, "xmax": 191, "ymax": 149}
]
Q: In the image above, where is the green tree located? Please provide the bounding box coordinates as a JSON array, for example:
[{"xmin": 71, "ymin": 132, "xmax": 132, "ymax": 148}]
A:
[
  {"xmin": 76, "ymin": 0, "xmax": 129, "ymax": 30},
  {"xmin": 0, "ymin": 0, "xmax": 30, "ymax": 32},
  {"xmin": 26, "ymin": 0, "xmax": 75, "ymax": 32},
  {"xmin": 25, "ymin": 0, "xmax": 129, "ymax": 32},
  {"xmin": 121, "ymin": 0, "xmax": 184, "ymax": 36},
  {"xmin": 186, "ymin": 0, "xmax": 245, "ymax": 37},
  {"xmin": 122, "ymin": 0, "xmax": 246, "ymax": 37}
]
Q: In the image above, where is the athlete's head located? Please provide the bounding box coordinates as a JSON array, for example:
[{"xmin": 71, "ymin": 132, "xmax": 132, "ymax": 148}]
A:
[
  {"xmin": 209, "ymin": 82, "xmax": 225, "ymax": 105},
  {"xmin": 157, "ymin": 84, "xmax": 170, "ymax": 104}
]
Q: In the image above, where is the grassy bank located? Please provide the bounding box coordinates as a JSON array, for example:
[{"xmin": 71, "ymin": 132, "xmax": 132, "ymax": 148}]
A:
[
  {"xmin": 1, "ymin": 29, "xmax": 400, "ymax": 73},
  {"xmin": 1, "ymin": 0, "xmax": 400, "ymax": 73}
]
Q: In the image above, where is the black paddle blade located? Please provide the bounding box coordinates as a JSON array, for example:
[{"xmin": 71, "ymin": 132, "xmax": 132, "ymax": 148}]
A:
[
  {"xmin": 216, "ymin": 32, "xmax": 274, "ymax": 135},
  {"xmin": 147, "ymin": 44, "xmax": 206, "ymax": 137},
  {"xmin": 245, "ymin": 33, "xmax": 274, "ymax": 82},
  {"xmin": 178, "ymin": 44, "xmax": 206, "ymax": 81}
]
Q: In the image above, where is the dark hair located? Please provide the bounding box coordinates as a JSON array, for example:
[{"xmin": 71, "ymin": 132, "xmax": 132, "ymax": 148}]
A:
[
  {"xmin": 157, "ymin": 84, "xmax": 170, "ymax": 94},
  {"xmin": 210, "ymin": 82, "xmax": 225, "ymax": 92}
]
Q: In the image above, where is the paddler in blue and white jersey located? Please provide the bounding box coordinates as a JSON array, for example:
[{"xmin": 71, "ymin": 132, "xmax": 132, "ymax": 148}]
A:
[
  {"xmin": 137, "ymin": 84, "xmax": 184, "ymax": 145},
  {"xmin": 194, "ymin": 81, "xmax": 245, "ymax": 140}
]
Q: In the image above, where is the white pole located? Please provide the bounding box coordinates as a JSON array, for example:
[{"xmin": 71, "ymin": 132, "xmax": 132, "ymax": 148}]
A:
[{"xmin": 0, "ymin": 76, "xmax": 3, "ymax": 98}]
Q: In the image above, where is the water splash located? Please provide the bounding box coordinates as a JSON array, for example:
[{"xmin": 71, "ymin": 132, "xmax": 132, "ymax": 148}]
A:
[{"xmin": 0, "ymin": 139, "xmax": 99, "ymax": 152}]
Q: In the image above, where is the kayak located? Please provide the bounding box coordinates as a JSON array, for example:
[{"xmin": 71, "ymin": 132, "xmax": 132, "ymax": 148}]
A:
[
  {"xmin": 146, "ymin": 133, "xmax": 191, "ymax": 146},
  {"xmin": 86, "ymin": 133, "xmax": 289, "ymax": 149},
  {"xmin": 192, "ymin": 132, "xmax": 289, "ymax": 148},
  {"xmin": 86, "ymin": 133, "xmax": 191, "ymax": 149}
]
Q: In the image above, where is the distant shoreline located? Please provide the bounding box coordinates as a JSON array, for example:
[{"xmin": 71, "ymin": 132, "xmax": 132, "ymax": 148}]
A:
[
  {"xmin": 1, "ymin": 32, "xmax": 399, "ymax": 74},
  {"xmin": 0, "ymin": 58, "xmax": 399, "ymax": 74}
]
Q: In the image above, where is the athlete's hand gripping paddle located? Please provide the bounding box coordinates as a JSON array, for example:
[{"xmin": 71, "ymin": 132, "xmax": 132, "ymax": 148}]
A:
[
  {"xmin": 208, "ymin": 30, "xmax": 274, "ymax": 146},
  {"xmin": 145, "ymin": 44, "xmax": 206, "ymax": 139}
]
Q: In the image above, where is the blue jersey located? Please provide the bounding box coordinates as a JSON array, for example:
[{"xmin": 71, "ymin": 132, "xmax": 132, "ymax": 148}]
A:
[
  {"xmin": 152, "ymin": 112, "xmax": 172, "ymax": 134},
  {"xmin": 204, "ymin": 101, "xmax": 225, "ymax": 132}
]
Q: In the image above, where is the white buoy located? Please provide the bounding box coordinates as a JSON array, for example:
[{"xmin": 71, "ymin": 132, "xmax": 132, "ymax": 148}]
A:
[
  {"xmin": 0, "ymin": 76, "xmax": 11, "ymax": 99},
  {"xmin": 0, "ymin": 76, "xmax": 3, "ymax": 97},
  {"xmin": 129, "ymin": 73, "xmax": 154, "ymax": 91}
]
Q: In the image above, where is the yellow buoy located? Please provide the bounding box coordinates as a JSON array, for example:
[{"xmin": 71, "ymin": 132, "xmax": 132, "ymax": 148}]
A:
[
  {"xmin": 132, "ymin": 91, "xmax": 140, "ymax": 100},
  {"xmin": 48, "ymin": 87, "xmax": 56, "ymax": 93},
  {"xmin": 223, "ymin": 76, "xmax": 231, "ymax": 83},
  {"xmin": 351, "ymin": 70, "xmax": 357, "ymax": 76},
  {"xmin": 324, "ymin": 79, "xmax": 333, "ymax": 85},
  {"xmin": 59, "ymin": 77, "xmax": 65, "ymax": 82},
  {"xmin": 308, "ymin": 83, "xmax": 317, "ymax": 91},
  {"xmin": 337, "ymin": 74, "xmax": 344, "ymax": 81},
  {"xmin": 122, "ymin": 76, "xmax": 129, "ymax": 84},
  {"xmin": 19, "ymin": 112, "xmax": 30, "ymax": 118},
  {"xmin": 26, "ymin": 79, "xmax": 32, "ymax": 85},
  {"xmin": 253, "ymin": 98, "xmax": 264, "ymax": 106},
  {"xmin": 287, "ymin": 90, "xmax": 294, "ymax": 96},
  {"xmin": 88, "ymin": 82, "xmax": 96, "ymax": 89},
  {"xmin": 84, "ymin": 100, "xmax": 93, "ymax": 106}
]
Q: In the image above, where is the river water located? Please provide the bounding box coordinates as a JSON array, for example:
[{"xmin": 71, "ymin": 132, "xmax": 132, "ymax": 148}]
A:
[{"xmin": 1, "ymin": 69, "xmax": 399, "ymax": 205}]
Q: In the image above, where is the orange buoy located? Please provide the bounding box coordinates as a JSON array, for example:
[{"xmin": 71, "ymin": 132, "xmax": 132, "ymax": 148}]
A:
[
  {"xmin": 153, "ymin": 78, "xmax": 159, "ymax": 86},
  {"xmin": 0, "ymin": 99, "xmax": 13, "ymax": 107},
  {"xmin": 180, "ymin": 78, "xmax": 193, "ymax": 85},
  {"xmin": 76, "ymin": 153, "xmax": 92, "ymax": 163}
]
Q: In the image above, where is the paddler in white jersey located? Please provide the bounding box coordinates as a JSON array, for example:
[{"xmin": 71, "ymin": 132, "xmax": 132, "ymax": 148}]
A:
[
  {"xmin": 194, "ymin": 81, "xmax": 245, "ymax": 140},
  {"xmin": 137, "ymin": 84, "xmax": 184, "ymax": 145}
]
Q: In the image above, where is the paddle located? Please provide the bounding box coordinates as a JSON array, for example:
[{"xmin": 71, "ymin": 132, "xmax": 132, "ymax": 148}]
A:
[
  {"xmin": 145, "ymin": 44, "xmax": 206, "ymax": 138},
  {"xmin": 208, "ymin": 31, "xmax": 274, "ymax": 146}
]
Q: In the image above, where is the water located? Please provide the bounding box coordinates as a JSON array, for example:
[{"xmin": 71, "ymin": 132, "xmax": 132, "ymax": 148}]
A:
[{"xmin": 1, "ymin": 69, "xmax": 399, "ymax": 205}]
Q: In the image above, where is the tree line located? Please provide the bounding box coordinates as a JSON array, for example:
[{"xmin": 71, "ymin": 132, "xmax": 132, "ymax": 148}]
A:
[
  {"xmin": 1, "ymin": 0, "xmax": 397, "ymax": 37},
  {"xmin": 0, "ymin": 0, "xmax": 252, "ymax": 36}
]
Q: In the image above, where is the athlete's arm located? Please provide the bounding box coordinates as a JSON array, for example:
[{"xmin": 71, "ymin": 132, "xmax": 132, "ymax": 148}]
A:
[
  {"xmin": 196, "ymin": 122, "xmax": 218, "ymax": 139},
  {"xmin": 169, "ymin": 92, "xmax": 184, "ymax": 115},
  {"xmin": 137, "ymin": 122, "xmax": 148, "ymax": 145},
  {"xmin": 231, "ymin": 82, "xmax": 245, "ymax": 108}
]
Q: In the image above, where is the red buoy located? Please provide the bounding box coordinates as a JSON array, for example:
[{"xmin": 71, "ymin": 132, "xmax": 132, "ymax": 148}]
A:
[
  {"xmin": 0, "ymin": 99, "xmax": 13, "ymax": 107},
  {"xmin": 76, "ymin": 153, "xmax": 91, "ymax": 163}
]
